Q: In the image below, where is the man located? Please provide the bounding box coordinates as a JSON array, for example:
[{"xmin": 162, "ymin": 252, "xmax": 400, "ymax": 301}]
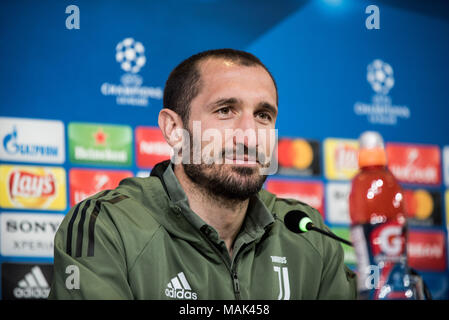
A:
[{"xmin": 49, "ymin": 49, "xmax": 357, "ymax": 299}]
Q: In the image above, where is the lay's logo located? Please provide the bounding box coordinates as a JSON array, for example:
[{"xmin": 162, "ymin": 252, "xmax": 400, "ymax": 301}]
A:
[
  {"xmin": 9, "ymin": 171, "xmax": 56, "ymax": 199},
  {"xmin": 324, "ymin": 138, "xmax": 359, "ymax": 180},
  {"xmin": 0, "ymin": 165, "xmax": 66, "ymax": 210}
]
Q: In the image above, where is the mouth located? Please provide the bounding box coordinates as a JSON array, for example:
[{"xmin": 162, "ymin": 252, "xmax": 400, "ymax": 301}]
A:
[{"xmin": 224, "ymin": 154, "xmax": 259, "ymax": 166}]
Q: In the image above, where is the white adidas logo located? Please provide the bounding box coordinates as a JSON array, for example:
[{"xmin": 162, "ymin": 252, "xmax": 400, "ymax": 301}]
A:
[
  {"xmin": 13, "ymin": 266, "xmax": 50, "ymax": 299},
  {"xmin": 165, "ymin": 272, "xmax": 198, "ymax": 300}
]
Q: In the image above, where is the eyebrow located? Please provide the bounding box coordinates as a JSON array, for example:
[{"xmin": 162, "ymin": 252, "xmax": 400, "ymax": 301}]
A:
[
  {"xmin": 206, "ymin": 97, "xmax": 278, "ymax": 117},
  {"xmin": 206, "ymin": 97, "xmax": 240, "ymax": 110},
  {"xmin": 257, "ymin": 101, "xmax": 278, "ymax": 118}
]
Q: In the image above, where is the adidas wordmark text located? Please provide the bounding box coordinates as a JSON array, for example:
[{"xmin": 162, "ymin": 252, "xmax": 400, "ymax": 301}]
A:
[{"xmin": 165, "ymin": 272, "xmax": 198, "ymax": 300}]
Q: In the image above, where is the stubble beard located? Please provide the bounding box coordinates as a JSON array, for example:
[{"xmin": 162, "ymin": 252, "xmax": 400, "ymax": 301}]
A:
[{"xmin": 182, "ymin": 133, "xmax": 268, "ymax": 202}]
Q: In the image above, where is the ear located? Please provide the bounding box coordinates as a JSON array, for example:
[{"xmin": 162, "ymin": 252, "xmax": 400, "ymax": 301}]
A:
[{"xmin": 158, "ymin": 108, "xmax": 185, "ymax": 148}]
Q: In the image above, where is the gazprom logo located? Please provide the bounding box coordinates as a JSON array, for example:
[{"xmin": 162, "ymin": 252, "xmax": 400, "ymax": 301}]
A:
[
  {"xmin": 3, "ymin": 126, "xmax": 59, "ymax": 157},
  {"xmin": 0, "ymin": 117, "xmax": 65, "ymax": 164}
]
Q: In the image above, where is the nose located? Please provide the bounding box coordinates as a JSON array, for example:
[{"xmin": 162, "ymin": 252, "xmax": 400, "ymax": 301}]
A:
[{"xmin": 233, "ymin": 111, "xmax": 258, "ymax": 149}]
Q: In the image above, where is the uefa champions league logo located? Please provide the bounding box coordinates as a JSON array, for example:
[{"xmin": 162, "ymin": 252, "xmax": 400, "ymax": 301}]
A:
[
  {"xmin": 366, "ymin": 59, "xmax": 394, "ymax": 95},
  {"xmin": 100, "ymin": 37, "xmax": 162, "ymax": 107},
  {"xmin": 354, "ymin": 59, "xmax": 410, "ymax": 125},
  {"xmin": 115, "ymin": 38, "xmax": 146, "ymax": 74},
  {"xmin": 115, "ymin": 38, "xmax": 146, "ymax": 87}
]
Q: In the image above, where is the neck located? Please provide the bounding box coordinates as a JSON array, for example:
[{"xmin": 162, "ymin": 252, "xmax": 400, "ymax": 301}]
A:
[{"xmin": 174, "ymin": 164, "xmax": 248, "ymax": 256}]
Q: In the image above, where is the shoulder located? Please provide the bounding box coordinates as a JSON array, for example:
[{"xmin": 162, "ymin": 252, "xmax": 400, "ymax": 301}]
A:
[
  {"xmin": 96, "ymin": 176, "xmax": 168, "ymax": 232},
  {"xmin": 57, "ymin": 176, "xmax": 166, "ymax": 256}
]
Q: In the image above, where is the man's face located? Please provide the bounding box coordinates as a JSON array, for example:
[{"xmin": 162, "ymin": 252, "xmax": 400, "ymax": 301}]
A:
[{"xmin": 182, "ymin": 58, "xmax": 278, "ymax": 200}]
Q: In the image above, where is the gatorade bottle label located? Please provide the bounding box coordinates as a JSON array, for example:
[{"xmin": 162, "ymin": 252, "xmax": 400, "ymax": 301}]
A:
[
  {"xmin": 370, "ymin": 221, "xmax": 406, "ymax": 262},
  {"xmin": 350, "ymin": 217, "xmax": 410, "ymax": 299}
]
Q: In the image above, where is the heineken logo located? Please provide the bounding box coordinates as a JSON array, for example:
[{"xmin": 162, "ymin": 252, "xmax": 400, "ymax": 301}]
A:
[{"xmin": 68, "ymin": 122, "xmax": 132, "ymax": 166}]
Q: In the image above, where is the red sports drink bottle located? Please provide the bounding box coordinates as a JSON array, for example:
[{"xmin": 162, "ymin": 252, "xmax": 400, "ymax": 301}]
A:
[{"xmin": 349, "ymin": 131, "xmax": 416, "ymax": 299}]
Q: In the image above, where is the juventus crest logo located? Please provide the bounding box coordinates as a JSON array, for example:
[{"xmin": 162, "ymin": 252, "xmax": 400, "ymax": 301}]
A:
[{"xmin": 271, "ymin": 256, "xmax": 291, "ymax": 300}]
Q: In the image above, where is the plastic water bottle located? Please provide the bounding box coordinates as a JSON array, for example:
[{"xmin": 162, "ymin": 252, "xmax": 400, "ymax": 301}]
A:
[{"xmin": 349, "ymin": 131, "xmax": 416, "ymax": 299}]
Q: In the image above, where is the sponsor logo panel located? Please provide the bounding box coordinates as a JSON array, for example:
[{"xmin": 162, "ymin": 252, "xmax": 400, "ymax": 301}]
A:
[
  {"xmin": 0, "ymin": 165, "xmax": 66, "ymax": 210},
  {"xmin": 386, "ymin": 143, "xmax": 441, "ymax": 186},
  {"xmin": 0, "ymin": 117, "xmax": 65, "ymax": 164},
  {"xmin": 446, "ymin": 190, "xmax": 449, "ymax": 226},
  {"xmin": 68, "ymin": 122, "xmax": 132, "ymax": 166},
  {"xmin": 0, "ymin": 212, "xmax": 64, "ymax": 257},
  {"xmin": 265, "ymin": 179, "xmax": 324, "ymax": 217},
  {"xmin": 403, "ymin": 188, "xmax": 442, "ymax": 227},
  {"xmin": 277, "ymin": 138, "xmax": 321, "ymax": 177},
  {"xmin": 69, "ymin": 168, "xmax": 133, "ymax": 207},
  {"xmin": 407, "ymin": 230, "xmax": 447, "ymax": 272},
  {"xmin": 324, "ymin": 138, "xmax": 359, "ymax": 180},
  {"xmin": 444, "ymin": 146, "xmax": 449, "ymax": 187},
  {"xmin": 325, "ymin": 182, "xmax": 351, "ymax": 225},
  {"xmin": 135, "ymin": 126, "xmax": 172, "ymax": 168},
  {"xmin": 330, "ymin": 226, "xmax": 356, "ymax": 266},
  {"xmin": 136, "ymin": 171, "xmax": 151, "ymax": 178},
  {"xmin": 1, "ymin": 263, "xmax": 53, "ymax": 300}
]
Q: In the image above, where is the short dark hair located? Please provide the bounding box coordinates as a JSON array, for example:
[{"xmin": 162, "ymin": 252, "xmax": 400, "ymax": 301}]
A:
[{"xmin": 163, "ymin": 48, "xmax": 278, "ymax": 126}]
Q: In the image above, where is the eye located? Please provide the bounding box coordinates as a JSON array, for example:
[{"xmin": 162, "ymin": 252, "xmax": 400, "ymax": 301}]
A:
[
  {"xmin": 256, "ymin": 111, "xmax": 272, "ymax": 122},
  {"xmin": 218, "ymin": 107, "xmax": 230, "ymax": 114},
  {"xmin": 216, "ymin": 106, "xmax": 233, "ymax": 118}
]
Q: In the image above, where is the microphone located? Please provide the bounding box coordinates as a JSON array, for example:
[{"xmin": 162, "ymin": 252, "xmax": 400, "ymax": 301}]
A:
[{"xmin": 284, "ymin": 210, "xmax": 353, "ymax": 247}]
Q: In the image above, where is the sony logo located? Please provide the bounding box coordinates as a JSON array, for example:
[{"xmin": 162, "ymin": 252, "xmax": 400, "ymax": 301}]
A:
[{"xmin": 6, "ymin": 219, "xmax": 60, "ymax": 233}]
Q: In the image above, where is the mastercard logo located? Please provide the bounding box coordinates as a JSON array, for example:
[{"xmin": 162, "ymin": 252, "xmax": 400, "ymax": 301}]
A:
[
  {"xmin": 403, "ymin": 189, "xmax": 435, "ymax": 220},
  {"xmin": 278, "ymin": 138, "xmax": 315, "ymax": 170}
]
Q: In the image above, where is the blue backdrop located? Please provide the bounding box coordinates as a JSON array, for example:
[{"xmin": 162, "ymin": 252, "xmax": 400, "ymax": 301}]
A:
[{"xmin": 0, "ymin": 0, "xmax": 448, "ymax": 299}]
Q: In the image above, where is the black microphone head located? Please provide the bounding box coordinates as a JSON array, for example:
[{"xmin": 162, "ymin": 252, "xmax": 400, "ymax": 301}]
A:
[{"xmin": 284, "ymin": 210, "xmax": 312, "ymax": 234}]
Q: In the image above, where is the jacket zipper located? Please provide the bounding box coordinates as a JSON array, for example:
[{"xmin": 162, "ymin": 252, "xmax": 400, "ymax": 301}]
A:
[
  {"xmin": 196, "ymin": 227, "xmax": 242, "ymax": 299},
  {"xmin": 230, "ymin": 249, "xmax": 243, "ymax": 300},
  {"xmin": 232, "ymin": 270, "xmax": 241, "ymax": 300}
]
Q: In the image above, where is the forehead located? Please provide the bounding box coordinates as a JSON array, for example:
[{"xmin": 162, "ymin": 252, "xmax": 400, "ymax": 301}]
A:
[{"xmin": 195, "ymin": 58, "xmax": 277, "ymax": 105}]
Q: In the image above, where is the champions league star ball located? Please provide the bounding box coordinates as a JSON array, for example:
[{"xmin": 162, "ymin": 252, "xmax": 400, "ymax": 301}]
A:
[
  {"xmin": 115, "ymin": 38, "xmax": 146, "ymax": 74},
  {"xmin": 366, "ymin": 59, "xmax": 395, "ymax": 95}
]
